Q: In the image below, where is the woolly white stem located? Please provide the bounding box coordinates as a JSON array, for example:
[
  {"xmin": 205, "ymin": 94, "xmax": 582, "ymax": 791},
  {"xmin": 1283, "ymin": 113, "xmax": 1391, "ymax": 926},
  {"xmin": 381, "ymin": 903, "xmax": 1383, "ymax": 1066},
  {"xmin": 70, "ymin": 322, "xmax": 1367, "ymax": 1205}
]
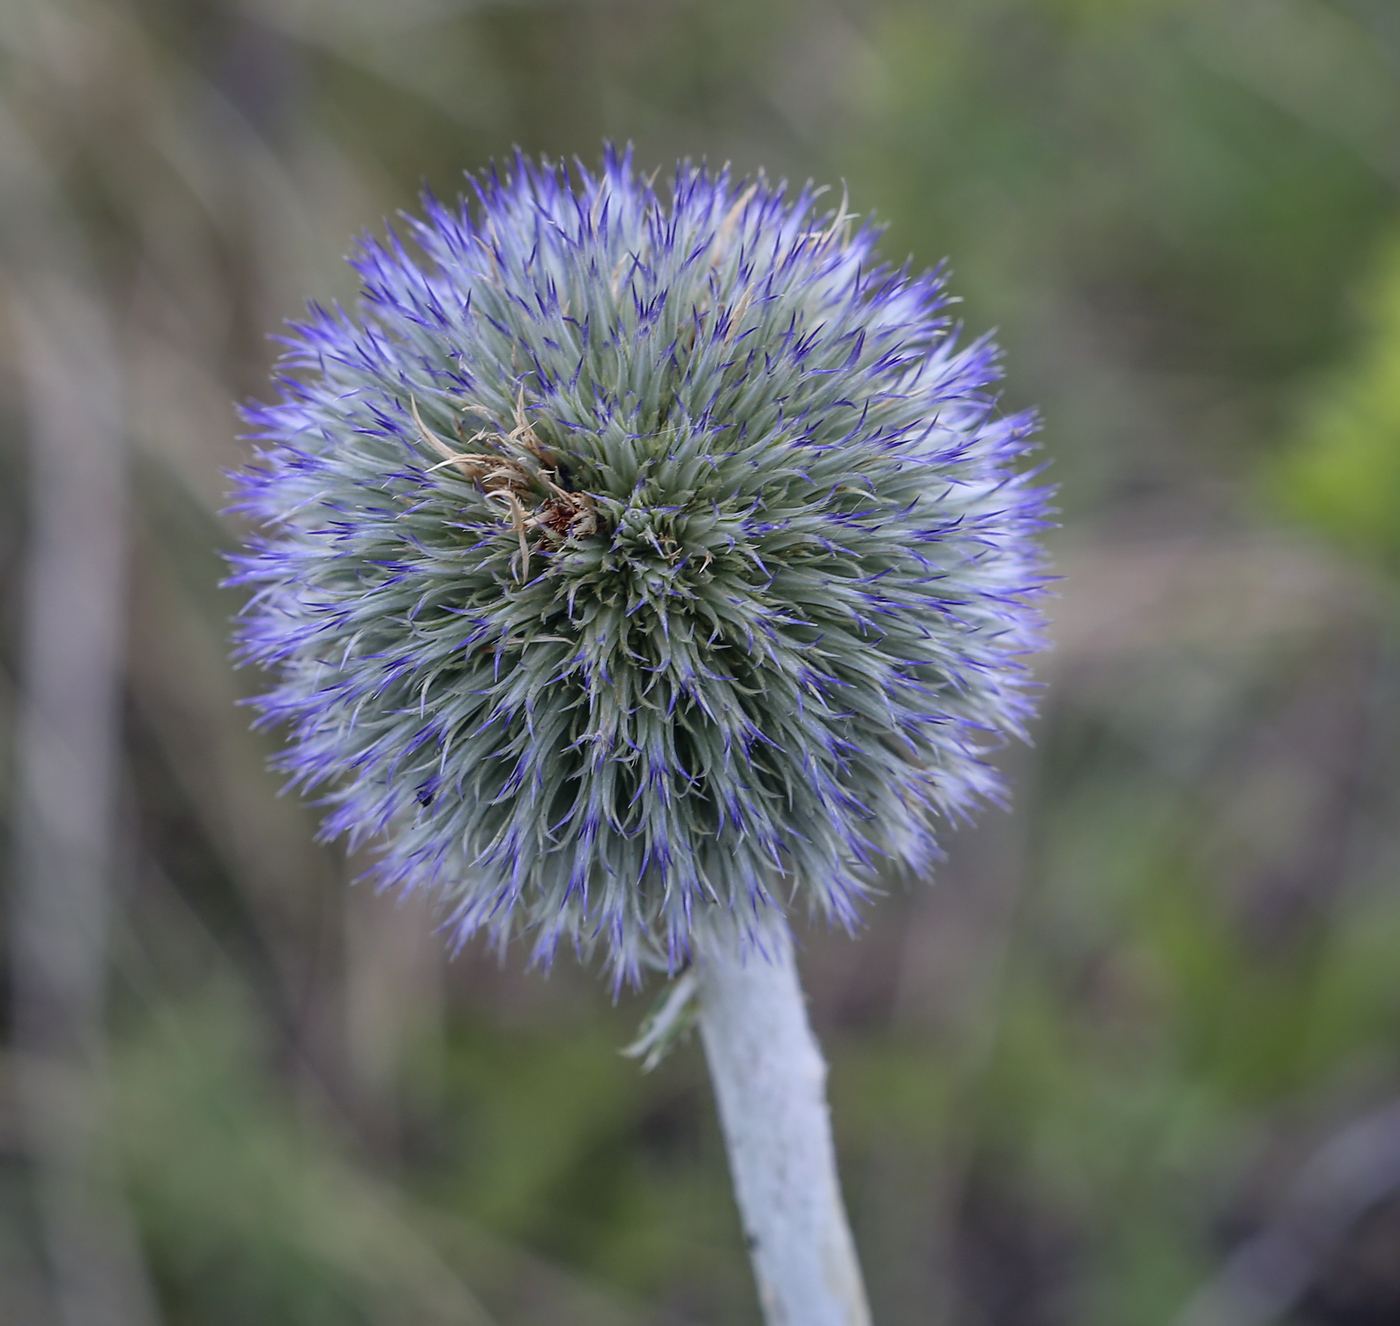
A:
[{"xmin": 696, "ymin": 918, "xmax": 872, "ymax": 1326}]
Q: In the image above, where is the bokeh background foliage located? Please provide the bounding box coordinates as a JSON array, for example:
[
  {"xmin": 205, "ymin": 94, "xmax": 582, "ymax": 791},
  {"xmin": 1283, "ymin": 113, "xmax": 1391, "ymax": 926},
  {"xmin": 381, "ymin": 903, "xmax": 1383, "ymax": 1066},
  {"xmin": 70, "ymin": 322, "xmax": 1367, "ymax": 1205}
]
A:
[{"xmin": 2, "ymin": 1, "xmax": 1400, "ymax": 1324}]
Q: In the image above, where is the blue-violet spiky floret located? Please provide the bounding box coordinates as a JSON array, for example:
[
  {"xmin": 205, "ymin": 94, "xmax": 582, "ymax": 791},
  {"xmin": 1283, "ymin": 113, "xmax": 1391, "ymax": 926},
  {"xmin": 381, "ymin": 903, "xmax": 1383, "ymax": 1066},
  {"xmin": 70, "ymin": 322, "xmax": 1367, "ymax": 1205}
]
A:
[{"xmin": 230, "ymin": 147, "xmax": 1049, "ymax": 984}]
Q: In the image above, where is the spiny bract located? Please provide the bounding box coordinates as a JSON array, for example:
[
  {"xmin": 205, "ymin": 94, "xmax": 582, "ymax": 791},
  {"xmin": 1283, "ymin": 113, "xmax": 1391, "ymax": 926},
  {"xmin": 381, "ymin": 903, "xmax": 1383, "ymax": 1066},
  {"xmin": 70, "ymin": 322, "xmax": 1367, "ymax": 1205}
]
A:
[{"xmin": 231, "ymin": 148, "xmax": 1049, "ymax": 984}]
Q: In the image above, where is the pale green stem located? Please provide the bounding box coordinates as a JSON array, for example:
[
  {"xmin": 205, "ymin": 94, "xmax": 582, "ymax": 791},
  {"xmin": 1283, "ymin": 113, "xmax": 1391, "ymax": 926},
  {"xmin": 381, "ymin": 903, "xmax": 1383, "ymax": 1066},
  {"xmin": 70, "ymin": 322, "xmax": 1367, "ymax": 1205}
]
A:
[{"xmin": 695, "ymin": 916, "xmax": 872, "ymax": 1326}]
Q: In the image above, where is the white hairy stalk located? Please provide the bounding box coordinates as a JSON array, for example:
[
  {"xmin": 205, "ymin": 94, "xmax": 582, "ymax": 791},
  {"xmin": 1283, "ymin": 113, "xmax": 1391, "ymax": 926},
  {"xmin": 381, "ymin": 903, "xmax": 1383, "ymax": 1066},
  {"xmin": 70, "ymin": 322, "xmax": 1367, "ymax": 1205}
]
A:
[{"xmin": 695, "ymin": 919, "xmax": 872, "ymax": 1326}]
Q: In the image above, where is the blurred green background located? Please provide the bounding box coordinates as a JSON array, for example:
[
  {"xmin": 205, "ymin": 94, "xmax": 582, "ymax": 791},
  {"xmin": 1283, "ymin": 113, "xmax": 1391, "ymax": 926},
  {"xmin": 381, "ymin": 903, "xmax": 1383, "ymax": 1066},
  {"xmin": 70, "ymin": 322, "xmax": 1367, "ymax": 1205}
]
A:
[{"xmin": 3, "ymin": 1, "xmax": 1400, "ymax": 1323}]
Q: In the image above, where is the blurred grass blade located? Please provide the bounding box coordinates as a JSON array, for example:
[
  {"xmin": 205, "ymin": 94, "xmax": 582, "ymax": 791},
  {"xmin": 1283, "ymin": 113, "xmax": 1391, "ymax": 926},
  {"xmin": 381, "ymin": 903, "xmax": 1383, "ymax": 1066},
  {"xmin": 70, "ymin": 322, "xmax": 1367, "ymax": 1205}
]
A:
[{"xmin": 1, "ymin": 101, "xmax": 160, "ymax": 1326}]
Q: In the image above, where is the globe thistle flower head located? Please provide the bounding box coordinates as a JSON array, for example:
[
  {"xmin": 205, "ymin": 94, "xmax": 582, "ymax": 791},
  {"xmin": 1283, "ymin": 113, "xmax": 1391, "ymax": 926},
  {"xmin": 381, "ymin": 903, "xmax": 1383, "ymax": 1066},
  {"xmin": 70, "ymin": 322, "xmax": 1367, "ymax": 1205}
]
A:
[{"xmin": 230, "ymin": 147, "xmax": 1049, "ymax": 986}]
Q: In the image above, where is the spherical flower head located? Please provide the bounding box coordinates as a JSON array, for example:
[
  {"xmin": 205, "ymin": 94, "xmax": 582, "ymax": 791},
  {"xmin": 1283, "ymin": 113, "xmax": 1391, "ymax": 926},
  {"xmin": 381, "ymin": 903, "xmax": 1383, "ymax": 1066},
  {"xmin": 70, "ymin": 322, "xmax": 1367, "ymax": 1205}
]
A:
[{"xmin": 230, "ymin": 147, "xmax": 1049, "ymax": 986}]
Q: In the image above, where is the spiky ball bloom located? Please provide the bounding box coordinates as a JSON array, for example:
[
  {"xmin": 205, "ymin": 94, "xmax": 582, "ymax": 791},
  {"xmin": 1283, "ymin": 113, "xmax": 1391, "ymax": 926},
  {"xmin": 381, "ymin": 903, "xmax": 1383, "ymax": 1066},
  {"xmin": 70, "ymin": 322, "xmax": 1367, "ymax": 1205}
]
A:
[{"xmin": 230, "ymin": 148, "xmax": 1048, "ymax": 984}]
